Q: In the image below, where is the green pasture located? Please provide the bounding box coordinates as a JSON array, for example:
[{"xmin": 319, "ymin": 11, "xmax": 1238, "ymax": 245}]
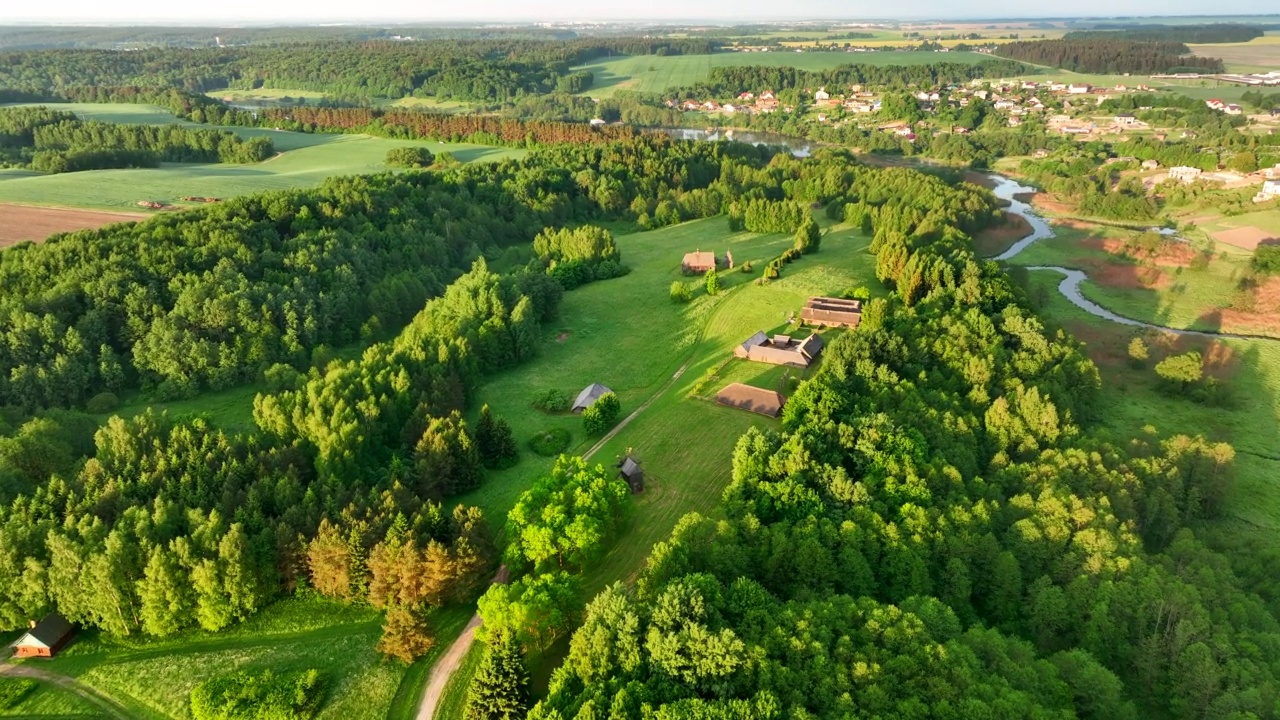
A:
[
  {"xmin": 0, "ymin": 676, "xmax": 104, "ymax": 718},
  {"xmin": 572, "ymin": 51, "xmax": 990, "ymax": 97},
  {"xmin": 0, "ymin": 103, "xmax": 525, "ymax": 212},
  {"xmin": 33, "ymin": 595, "xmax": 471, "ymax": 720},
  {"xmin": 1019, "ymin": 269, "xmax": 1280, "ymax": 559}
]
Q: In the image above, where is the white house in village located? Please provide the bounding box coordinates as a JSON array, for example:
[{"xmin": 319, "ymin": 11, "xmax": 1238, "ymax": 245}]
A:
[
  {"xmin": 1169, "ymin": 166, "xmax": 1204, "ymax": 183},
  {"xmin": 1255, "ymin": 179, "xmax": 1280, "ymax": 203},
  {"xmin": 814, "ymin": 87, "xmax": 830, "ymax": 102},
  {"xmin": 1068, "ymin": 83, "xmax": 1092, "ymax": 94}
]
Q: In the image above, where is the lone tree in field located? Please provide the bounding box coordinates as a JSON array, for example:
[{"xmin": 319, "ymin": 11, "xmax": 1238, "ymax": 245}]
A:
[
  {"xmin": 1127, "ymin": 336, "xmax": 1149, "ymax": 368},
  {"xmin": 704, "ymin": 268, "xmax": 720, "ymax": 296},
  {"xmin": 476, "ymin": 404, "xmax": 518, "ymax": 469},
  {"xmin": 670, "ymin": 280, "xmax": 692, "ymax": 303},
  {"xmin": 463, "ymin": 630, "xmax": 530, "ymax": 720},
  {"xmin": 385, "ymin": 146, "xmax": 435, "ymax": 168},
  {"xmin": 1155, "ymin": 351, "xmax": 1203, "ymax": 392},
  {"xmin": 582, "ymin": 392, "xmax": 621, "ymax": 437},
  {"xmin": 376, "ymin": 604, "xmax": 435, "ymax": 663}
]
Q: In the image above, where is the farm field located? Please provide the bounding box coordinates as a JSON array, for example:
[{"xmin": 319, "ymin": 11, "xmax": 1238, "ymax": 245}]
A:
[
  {"xmin": 0, "ymin": 203, "xmax": 146, "ymax": 246},
  {"xmin": 1190, "ymin": 35, "xmax": 1280, "ymax": 73},
  {"xmin": 572, "ymin": 50, "xmax": 989, "ymax": 97},
  {"xmin": 206, "ymin": 87, "xmax": 330, "ymax": 106},
  {"xmin": 987, "ymin": 70, "xmax": 1265, "ymax": 103},
  {"xmin": 1018, "ymin": 269, "xmax": 1280, "ymax": 577},
  {"xmin": 27, "ymin": 595, "xmax": 472, "ymax": 720},
  {"xmin": 0, "ymin": 103, "xmax": 525, "ymax": 213}
]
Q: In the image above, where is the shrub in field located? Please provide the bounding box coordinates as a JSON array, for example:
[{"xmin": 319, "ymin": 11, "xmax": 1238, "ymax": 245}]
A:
[
  {"xmin": 1127, "ymin": 337, "xmax": 1149, "ymax": 368},
  {"xmin": 704, "ymin": 268, "xmax": 720, "ymax": 296},
  {"xmin": 190, "ymin": 668, "xmax": 324, "ymax": 720},
  {"xmin": 531, "ymin": 389, "xmax": 571, "ymax": 414},
  {"xmin": 85, "ymin": 392, "xmax": 120, "ymax": 414},
  {"xmin": 1155, "ymin": 351, "xmax": 1203, "ymax": 393},
  {"xmin": 1252, "ymin": 243, "xmax": 1280, "ymax": 275},
  {"xmin": 529, "ymin": 429, "xmax": 570, "ymax": 456},
  {"xmin": 385, "ymin": 146, "xmax": 435, "ymax": 168},
  {"xmin": 581, "ymin": 392, "xmax": 620, "ymax": 436},
  {"xmin": 669, "ymin": 281, "xmax": 692, "ymax": 303}
]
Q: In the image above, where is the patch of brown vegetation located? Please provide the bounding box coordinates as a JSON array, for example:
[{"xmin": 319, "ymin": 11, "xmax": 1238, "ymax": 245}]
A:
[
  {"xmin": 1090, "ymin": 263, "xmax": 1171, "ymax": 290},
  {"xmin": 1029, "ymin": 192, "xmax": 1075, "ymax": 216},
  {"xmin": 555, "ymin": 332, "xmax": 570, "ymax": 343},
  {"xmin": 1082, "ymin": 235, "xmax": 1197, "ymax": 268},
  {"xmin": 973, "ymin": 212, "xmax": 1033, "ymax": 256},
  {"xmin": 1213, "ymin": 226, "xmax": 1276, "ymax": 251},
  {"xmin": 0, "ymin": 204, "xmax": 146, "ymax": 248},
  {"xmin": 1213, "ymin": 277, "xmax": 1280, "ymax": 337}
]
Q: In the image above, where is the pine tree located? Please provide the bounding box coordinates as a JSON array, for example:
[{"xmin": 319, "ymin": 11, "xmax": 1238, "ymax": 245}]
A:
[
  {"xmin": 704, "ymin": 268, "xmax": 720, "ymax": 296},
  {"xmin": 476, "ymin": 404, "xmax": 519, "ymax": 470},
  {"xmin": 376, "ymin": 604, "xmax": 435, "ymax": 664},
  {"xmin": 464, "ymin": 630, "xmax": 530, "ymax": 720}
]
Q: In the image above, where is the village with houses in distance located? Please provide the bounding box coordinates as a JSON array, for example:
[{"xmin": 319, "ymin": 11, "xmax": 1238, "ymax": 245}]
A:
[{"xmin": 4, "ymin": 12, "xmax": 1280, "ymax": 720}]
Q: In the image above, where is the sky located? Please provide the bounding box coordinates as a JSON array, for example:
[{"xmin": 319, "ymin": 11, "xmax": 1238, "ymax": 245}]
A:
[{"xmin": 1, "ymin": 0, "xmax": 1276, "ymax": 23}]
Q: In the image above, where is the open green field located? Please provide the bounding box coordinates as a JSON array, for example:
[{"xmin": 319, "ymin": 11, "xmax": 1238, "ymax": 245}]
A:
[
  {"xmin": 573, "ymin": 50, "xmax": 989, "ymax": 97},
  {"xmin": 29, "ymin": 595, "xmax": 471, "ymax": 720},
  {"xmin": 206, "ymin": 87, "xmax": 331, "ymax": 105},
  {"xmin": 1019, "ymin": 268, "xmax": 1280, "ymax": 565},
  {"xmin": 0, "ymin": 676, "xmax": 105, "ymax": 718},
  {"xmin": 0, "ymin": 103, "xmax": 525, "ymax": 212}
]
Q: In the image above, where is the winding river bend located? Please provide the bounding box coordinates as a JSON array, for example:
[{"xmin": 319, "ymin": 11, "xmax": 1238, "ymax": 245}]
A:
[{"xmin": 987, "ymin": 174, "xmax": 1261, "ymax": 342}]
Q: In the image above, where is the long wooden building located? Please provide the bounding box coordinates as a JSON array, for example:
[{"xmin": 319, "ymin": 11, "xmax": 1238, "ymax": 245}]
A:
[{"xmin": 801, "ymin": 296, "xmax": 862, "ymax": 328}]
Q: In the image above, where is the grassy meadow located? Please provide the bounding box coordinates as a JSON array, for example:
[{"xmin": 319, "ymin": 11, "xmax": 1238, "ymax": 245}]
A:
[
  {"xmin": 1190, "ymin": 35, "xmax": 1280, "ymax": 73},
  {"xmin": 0, "ymin": 103, "xmax": 525, "ymax": 212},
  {"xmin": 572, "ymin": 50, "xmax": 989, "ymax": 97}
]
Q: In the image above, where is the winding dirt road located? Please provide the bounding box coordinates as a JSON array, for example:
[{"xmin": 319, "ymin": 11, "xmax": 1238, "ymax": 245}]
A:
[{"xmin": 0, "ymin": 662, "xmax": 131, "ymax": 719}]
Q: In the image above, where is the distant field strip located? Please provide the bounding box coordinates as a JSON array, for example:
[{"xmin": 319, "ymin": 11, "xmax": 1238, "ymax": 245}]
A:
[
  {"xmin": 0, "ymin": 103, "xmax": 526, "ymax": 212},
  {"xmin": 573, "ymin": 51, "xmax": 990, "ymax": 97},
  {"xmin": 1190, "ymin": 36, "xmax": 1280, "ymax": 72}
]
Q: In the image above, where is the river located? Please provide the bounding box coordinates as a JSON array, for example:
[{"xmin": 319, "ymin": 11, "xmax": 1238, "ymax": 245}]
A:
[
  {"xmin": 661, "ymin": 128, "xmax": 813, "ymax": 157},
  {"xmin": 988, "ymin": 174, "xmax": 1258, "ymax": 341}
]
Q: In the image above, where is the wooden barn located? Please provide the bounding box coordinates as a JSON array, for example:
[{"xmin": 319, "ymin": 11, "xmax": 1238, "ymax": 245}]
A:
[
  {"xmin": 572, "ymin": 383, "xmax": 613, "ymax": 413},
  {"xmin": 11, "ymin": 614, "xmax": 73, "ymax": 658},
  {"xmin": 801, "ymin": 296, "xmax": 862, "ymax": 328},
  {"xmin": 733, "ymin": 331, "xmax": 824, "ymax": 368},
  {"xmin": 681, "ymin": 250, "xmax": 717, "ymax": 274},
  {"xmin": 617, "ymin": 456, "xmax": 645, "ymax": 493},
  {"xmin": 715, "ymin": 383, "xmax": 785, "ymax": 417}
]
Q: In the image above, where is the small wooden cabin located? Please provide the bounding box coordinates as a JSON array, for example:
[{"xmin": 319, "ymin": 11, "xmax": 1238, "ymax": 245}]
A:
[{"xmin": 11, "ymin": 614, "xmax": 73, "ymax": 658}]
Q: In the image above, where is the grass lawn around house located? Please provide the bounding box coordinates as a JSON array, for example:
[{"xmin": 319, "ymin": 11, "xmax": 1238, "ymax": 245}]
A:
[
  {"xmin": 572, "ymin": 51, "xmax": 991, "ymax": 98},
  {"xmin": 0, "ymin": 103, "xmax": 525, "ymax": 212}
]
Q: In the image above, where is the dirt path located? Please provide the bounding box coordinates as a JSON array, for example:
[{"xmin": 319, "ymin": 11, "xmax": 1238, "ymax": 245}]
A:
[
  {"xmin": 0, "ymin": 662, "xmax": 132, "ymax": 719},
  {"xmin": 415, "ymin": 565, "xmax": 510, "ymax": 720},
  {"xmin": 583, "ymin": 362, "xmax": 691, "ymax": 461}
]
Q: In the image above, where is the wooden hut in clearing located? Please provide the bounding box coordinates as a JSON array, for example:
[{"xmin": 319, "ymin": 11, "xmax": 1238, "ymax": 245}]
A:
[
  {"xmin": 716, "ymin": 383, "xmax": 785, "ymax": 417},
  {"xmin": 572, "ymin": 383, "xmax": 613, "ymax": 413},
  {"xmin": 617, "ymin": 456, "xmax": 645, "ymax": 493},
  {"xmin": 801, "ymin": 296, "xmax": 862, "ymax": 328},
  {"xmin": 11, "ymin": 614, "xmax": 73, "ymax": 658},
  {"xmin": 682, "ymin": 250, "xmax": 717, "ymax": 274}
]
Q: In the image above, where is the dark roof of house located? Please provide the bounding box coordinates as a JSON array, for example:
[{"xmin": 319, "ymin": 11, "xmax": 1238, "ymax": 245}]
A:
[
  {"xmin": 573, "ymin": 383, "xmax": 612, "ymax": 411},
  {"xmin": 15, "ymin": 614, "xmax": 71, "ymax": 649},
  {"xmin": 799, "ymin": 333, "xmax": 825, "ymax": 359},
  {"xmin": 619, "ymin": 457, "xmax": 642, "ymax": 478},
  {"xmin": 740, "ymin": 331, "xmax": 768, "ymax": 353},
  {"xmin": 715, "ymin": 383, "xmax": 785, "ymax": 417}
]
